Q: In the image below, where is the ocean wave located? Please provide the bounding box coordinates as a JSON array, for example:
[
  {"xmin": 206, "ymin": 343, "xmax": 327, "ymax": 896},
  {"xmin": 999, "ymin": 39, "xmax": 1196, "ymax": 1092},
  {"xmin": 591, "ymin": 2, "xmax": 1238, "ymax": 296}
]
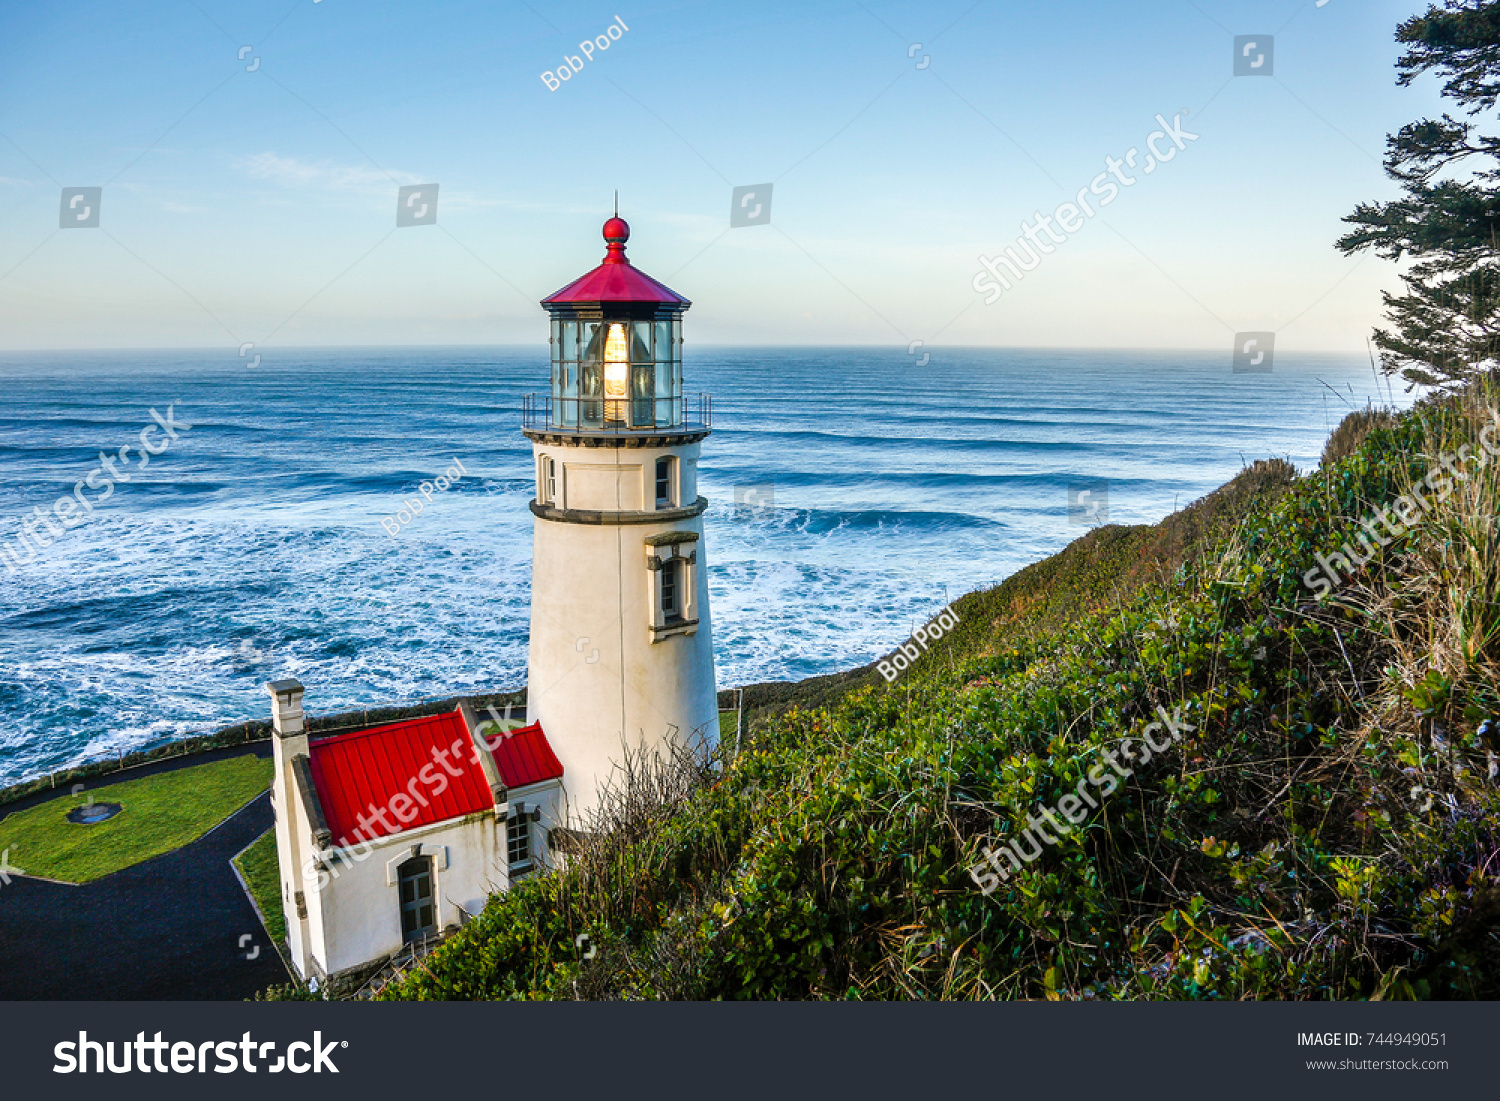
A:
[{"xmin": 0, "ymin": 347, "xmax": 1407, "ymax": 785}]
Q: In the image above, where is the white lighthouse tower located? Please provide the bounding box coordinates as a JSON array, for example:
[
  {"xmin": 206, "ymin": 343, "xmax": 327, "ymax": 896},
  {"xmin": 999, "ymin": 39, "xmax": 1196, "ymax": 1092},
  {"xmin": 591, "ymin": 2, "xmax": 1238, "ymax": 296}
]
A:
[{"xmin": 524, "ymin": 214, "xmax": 719, "ymax": 823}]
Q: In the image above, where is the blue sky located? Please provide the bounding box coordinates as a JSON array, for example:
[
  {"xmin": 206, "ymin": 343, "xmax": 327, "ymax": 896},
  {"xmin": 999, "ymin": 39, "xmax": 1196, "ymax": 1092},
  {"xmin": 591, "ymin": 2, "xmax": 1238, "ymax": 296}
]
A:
[{"xmin": 0, "ymin": 0, "xmax": 1446, "ymax": 353}]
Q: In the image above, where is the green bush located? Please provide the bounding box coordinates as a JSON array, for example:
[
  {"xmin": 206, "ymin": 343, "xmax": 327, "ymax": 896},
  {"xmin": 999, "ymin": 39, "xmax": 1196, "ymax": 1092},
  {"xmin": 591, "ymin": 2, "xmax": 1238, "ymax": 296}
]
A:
[{"xmin": 373, "ymin": 387, "xmax": 1500, "ymax": 1002}]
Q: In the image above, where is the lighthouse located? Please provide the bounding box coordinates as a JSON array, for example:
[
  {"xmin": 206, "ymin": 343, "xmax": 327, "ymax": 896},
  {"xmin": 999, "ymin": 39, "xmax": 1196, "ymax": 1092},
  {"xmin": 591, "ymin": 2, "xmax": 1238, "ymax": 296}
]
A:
[{"xmin": 524, "ymin": 215, "xmax": 719, "ymax": 823}]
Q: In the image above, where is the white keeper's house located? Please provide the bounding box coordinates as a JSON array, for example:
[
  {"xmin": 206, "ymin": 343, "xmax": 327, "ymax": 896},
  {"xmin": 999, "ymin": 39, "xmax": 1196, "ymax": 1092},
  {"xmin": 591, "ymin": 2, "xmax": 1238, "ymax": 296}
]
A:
[{"xmin": 266, "ymin": 214, "xmax": 721, "ymax": 984}]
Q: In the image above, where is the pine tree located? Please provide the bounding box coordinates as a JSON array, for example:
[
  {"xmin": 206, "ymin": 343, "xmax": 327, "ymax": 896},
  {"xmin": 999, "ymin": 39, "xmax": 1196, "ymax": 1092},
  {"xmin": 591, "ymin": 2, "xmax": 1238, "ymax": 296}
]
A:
[{"xmin": 1338, "ymin": 0, "xmax": 1500, "ymax": 391}]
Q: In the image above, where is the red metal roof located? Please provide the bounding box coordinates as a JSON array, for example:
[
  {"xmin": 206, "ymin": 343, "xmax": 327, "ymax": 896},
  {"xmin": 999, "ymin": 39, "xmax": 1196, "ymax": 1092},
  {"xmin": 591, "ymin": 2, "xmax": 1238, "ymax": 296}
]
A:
[
  {"xmin": 542, "ymin": 217, "xmax": 690, "ymax": 307},
  {"xmin": 307, "ymin": 710, "xmax": 487, "ymax": 846},
  {"xmin": 307, "ymin": 709, "xmax": 564, "ymax": 847},
  {"xmin": 489, "ymin": 721, "xmax": 565, "ymax": 789}
]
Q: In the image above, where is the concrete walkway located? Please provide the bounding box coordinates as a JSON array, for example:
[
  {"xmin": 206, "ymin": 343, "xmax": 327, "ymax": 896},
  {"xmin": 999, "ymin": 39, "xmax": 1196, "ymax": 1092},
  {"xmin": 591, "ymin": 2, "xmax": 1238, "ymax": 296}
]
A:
[{"xmin": 0, "ymin": 765, "xmax": 290, "ymax": 1000}]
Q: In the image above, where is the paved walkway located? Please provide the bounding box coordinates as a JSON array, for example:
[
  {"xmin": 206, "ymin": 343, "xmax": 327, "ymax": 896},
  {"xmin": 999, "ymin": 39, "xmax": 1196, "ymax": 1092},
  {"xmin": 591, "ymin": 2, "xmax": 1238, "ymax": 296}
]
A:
[{"xmin": 0, "ymin": 760, "xmax": 290, "ymax": 1000}]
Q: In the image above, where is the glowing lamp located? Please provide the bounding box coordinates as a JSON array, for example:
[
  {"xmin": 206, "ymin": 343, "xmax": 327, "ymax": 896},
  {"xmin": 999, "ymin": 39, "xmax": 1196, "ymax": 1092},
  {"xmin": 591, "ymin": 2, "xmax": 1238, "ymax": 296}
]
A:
[{"xmin": 603, "ymin": 322, "xmax": 630, "ymax": 423}]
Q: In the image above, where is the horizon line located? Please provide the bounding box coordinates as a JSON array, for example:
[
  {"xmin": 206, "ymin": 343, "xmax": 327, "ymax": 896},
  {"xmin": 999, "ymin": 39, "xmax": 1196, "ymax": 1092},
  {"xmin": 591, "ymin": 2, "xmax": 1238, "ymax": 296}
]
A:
[{"xmin": 0, "ymin": 342, "xmax": 1383, "ymax": 357}]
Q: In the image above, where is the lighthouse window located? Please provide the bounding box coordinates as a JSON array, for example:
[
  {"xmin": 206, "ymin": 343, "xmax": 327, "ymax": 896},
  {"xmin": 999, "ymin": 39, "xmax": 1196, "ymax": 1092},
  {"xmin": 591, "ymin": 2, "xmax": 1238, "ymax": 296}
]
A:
[
  {"xmin": 655, "ymin": 457, "xmax": 676, "ymax": 508},
  {"xmin": 631, "ymin": 320, "xmax": 654, "ymax": 361},
  {"xmin": 660, "ymin": 559, "xmax": 682, "ymax": 621},
  {"xmin": 580, "ymin": 323, "xmax": 606, "ymax": 428},
  {"xmin": 632, "ymin": 363, "xmax": 655, "ymax": 426},
  {"xmin": 540, "ymin": 456, "xmax": 557, "ymax": 504}
]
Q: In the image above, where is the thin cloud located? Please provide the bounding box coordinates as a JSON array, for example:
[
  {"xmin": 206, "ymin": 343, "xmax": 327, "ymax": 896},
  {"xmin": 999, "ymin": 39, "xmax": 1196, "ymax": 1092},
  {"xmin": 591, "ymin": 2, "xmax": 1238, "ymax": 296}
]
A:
[
  {"xmin": 236, "ymin": 152, "xmax": 412, "ymax": 192},
  {"xmin": 230, "ymin": 156, "xmax": 602, "ymax": 217}
]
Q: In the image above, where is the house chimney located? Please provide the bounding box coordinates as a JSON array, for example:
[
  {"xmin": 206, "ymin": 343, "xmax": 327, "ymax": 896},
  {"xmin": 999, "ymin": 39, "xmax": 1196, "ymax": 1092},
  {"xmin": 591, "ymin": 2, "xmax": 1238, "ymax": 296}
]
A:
[
  {"xmin": 267, "ymin": 678, "xmax": 304, "ymax": 738},
  {"xmin": 265, "ymin": 677, "xmax": 313, "ymax": 977}
]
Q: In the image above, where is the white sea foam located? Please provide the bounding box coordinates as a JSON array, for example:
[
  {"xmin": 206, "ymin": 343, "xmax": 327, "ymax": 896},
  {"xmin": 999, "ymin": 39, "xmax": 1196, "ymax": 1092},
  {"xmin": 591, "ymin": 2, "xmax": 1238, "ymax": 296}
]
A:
[{"xmin": 0, "ymin": 347, "xmax": 1411, "ymax": 784}]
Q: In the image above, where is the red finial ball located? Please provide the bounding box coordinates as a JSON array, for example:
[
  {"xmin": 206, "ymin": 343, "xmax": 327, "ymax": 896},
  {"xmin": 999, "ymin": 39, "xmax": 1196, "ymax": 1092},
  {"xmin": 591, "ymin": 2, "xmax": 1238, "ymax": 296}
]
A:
[{"xmin": 603, "ymin": 216, "xmax": 630, "ymax": 244}]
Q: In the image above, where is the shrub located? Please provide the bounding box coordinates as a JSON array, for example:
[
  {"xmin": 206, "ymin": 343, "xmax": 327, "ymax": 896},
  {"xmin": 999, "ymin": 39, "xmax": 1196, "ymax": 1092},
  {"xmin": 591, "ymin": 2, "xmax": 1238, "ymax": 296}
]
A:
[
  {"xmin": 368, "ymin": 384, "xmax": 1500, "ymax": 1002},
  {"xmin": 1322, "ymin": 406, "xmax": 1398, "ymax": 468}
]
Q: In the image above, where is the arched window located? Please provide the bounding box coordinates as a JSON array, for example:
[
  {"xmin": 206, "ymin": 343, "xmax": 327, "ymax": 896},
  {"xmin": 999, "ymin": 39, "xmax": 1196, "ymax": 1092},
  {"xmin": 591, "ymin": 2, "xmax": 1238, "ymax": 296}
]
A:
[{"xmin": 396, "ymin": 855, "xmax": 435, "ymax": 943}]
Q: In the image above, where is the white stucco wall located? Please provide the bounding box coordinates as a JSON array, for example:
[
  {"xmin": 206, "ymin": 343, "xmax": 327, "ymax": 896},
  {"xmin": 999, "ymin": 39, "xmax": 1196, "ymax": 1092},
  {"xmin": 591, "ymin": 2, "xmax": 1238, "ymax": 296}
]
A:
[
  {"xmin": 305, "ymin": 811, "xmax": 508, "ymax": 978},
  {"xmin": 289, "ymin": 779, "xmax": 566, "ymax": 980},
  {"xmin": 527, "ymin": 436, "xmax": 720, "ymax": 825},
  {"xmin": 270, "ymin": 769, "xmax": 309, "ymax": 975},
  {"xmin": 542, "ymin": 441, "xmax": 699, "ymax": 512}
]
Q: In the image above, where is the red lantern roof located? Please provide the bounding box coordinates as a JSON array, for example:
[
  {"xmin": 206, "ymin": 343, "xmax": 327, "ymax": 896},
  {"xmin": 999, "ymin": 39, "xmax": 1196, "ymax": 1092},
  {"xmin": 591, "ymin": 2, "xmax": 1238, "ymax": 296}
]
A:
[{"xmin": 542, "ymin": 217, "xmax": 691, "ymax": 307}]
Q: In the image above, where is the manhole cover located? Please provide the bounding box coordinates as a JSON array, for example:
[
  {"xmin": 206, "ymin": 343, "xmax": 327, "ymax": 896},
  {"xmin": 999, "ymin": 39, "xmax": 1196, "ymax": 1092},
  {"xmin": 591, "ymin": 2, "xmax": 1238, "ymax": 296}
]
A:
[{"xmin": 67, "ymin": 802, "xmax": 122, "ymax": 825}]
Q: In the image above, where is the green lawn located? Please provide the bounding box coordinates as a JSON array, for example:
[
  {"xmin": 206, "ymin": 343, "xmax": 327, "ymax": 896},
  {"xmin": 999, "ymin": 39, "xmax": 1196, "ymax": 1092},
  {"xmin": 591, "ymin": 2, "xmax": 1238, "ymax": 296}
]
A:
[
  {"xmin": 719, "ymin": 710, "xmax": 744, "ymax": 750},
  {"xmin": 234, "ymin": 829, "xmax": 286, "ymax": 948},
  {"xmin": 0, "ymin": 754, "xmax": 273, "ymax": 884}
]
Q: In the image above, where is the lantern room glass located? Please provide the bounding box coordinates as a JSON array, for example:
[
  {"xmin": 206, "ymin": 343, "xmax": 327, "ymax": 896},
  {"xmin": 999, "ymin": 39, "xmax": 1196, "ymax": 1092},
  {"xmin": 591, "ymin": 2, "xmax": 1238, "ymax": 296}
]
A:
[{"xmin": 549, "ymin": 315, "xmax": 681, "ymax": 429}]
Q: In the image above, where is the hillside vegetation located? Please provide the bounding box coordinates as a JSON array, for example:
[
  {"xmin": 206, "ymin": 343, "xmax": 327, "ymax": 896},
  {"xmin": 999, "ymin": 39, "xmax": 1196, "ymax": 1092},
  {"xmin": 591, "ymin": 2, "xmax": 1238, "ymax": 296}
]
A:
[{"xmin": 383, "ymin": 384, "xmax": 1500, "ymax": 1001}]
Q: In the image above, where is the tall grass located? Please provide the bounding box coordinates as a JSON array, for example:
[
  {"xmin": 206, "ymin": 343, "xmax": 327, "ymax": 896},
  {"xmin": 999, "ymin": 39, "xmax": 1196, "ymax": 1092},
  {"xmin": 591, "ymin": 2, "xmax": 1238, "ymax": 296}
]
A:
[{"xmin": 370, "ymin": 384, "xmax": 1500, "ymax": 1002}]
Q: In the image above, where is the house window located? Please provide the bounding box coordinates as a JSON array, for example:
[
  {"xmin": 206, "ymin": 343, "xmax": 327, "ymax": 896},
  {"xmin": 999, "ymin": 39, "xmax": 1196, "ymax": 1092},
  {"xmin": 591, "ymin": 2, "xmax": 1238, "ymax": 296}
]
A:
[
  {"xmin": 507, "ymin": 812, "xmax": 532, "ymax": 875},
  {"xmin": 655, "ymin": 456, "xmax": 676, "ymax": 508},
  {"xmin": 397, "ymin": 855, "xmax": 436, "ymax": 943}
]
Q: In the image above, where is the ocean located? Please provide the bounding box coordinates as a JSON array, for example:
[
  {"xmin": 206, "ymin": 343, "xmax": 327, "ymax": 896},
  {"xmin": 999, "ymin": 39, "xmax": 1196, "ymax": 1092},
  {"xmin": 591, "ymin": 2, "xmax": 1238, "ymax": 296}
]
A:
[{"xmin": 0, "ymin": 346, "xmax": 1407, "ymax": 786}]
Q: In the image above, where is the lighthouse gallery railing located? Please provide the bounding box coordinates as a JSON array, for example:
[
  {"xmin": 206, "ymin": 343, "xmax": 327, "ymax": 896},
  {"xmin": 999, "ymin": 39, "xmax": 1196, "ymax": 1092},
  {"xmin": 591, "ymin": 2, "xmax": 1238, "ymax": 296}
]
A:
[{"xmin": 523, "ymin": 392, "xmax": 712, "ymax": 433}]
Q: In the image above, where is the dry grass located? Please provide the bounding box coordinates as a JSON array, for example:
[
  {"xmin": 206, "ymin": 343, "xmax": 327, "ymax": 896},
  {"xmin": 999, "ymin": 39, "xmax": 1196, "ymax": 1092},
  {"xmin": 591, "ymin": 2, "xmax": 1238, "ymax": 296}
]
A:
[
  {"xmin": 559, "ymin": 731, "xmax": 724, "ymax": 1000},
  {"xmin": 1322, "ymin": 406, "xmax": 1399, "ymax": 468},
  {"xmin": 1343, "ymin": 386, "xmax": 1500, "ymax": 792},
  {"xmin": 1303, "ymin": 385, "xmax": 1500, "ymax": 992}
]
